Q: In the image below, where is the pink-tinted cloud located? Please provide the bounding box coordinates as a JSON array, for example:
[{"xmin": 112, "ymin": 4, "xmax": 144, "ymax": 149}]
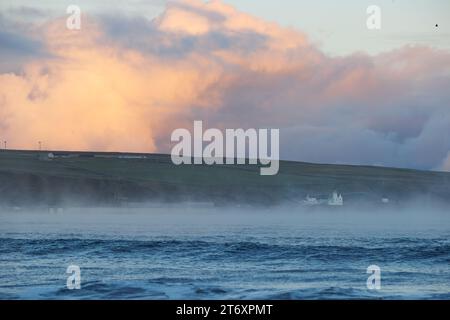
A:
[
  {"xmin": 1, "ymin": 0, "xmax": 450, "ymax": 170},
  {"xmin": 442, "ymin": 153, "xmax": 450, "ymax": 171}
]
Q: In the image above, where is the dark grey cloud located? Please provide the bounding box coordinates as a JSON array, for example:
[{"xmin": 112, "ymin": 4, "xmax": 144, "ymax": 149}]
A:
[
  {"xmin": 0, "ymin": 14, "xmax": 50, "ymax": 72},
  {"xmin": 97, "ymin": 13, "xmax": 268, "ymax": 58}
]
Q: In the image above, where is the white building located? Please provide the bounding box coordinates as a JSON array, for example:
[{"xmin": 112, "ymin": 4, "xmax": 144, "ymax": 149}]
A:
[
  {"xmin": 303, "ymin": 195, "xmax": 319, "ymax": 206},
  {"xmin": 328, "ymin": 191, "xmax": 344, "ymax": 206}
]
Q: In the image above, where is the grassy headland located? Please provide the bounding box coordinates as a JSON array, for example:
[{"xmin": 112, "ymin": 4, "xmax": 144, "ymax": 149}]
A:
[{"xmin": 1, "ymin": 149, "xmax": 449, "ymax": 207}]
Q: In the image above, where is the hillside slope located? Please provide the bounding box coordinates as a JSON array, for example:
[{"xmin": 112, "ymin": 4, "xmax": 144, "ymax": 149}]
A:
[{"xmin": 1, "ymin": 150, "xmax": 450, "ymax": 207}]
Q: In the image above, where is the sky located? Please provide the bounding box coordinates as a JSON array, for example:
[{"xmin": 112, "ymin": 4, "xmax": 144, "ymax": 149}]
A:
[
  {"xmin": 2, "ymin": 0, "xmax": 449, "ymax": 55},
  {"xmin": 0, "ymin": 0, "xmax": 450, "ymax": 171}
]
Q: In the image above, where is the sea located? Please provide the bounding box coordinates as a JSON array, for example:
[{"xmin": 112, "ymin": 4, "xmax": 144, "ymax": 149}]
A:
[{"xmin": 0, "ymin": 206, "xmax": 449, "ymax": 300}]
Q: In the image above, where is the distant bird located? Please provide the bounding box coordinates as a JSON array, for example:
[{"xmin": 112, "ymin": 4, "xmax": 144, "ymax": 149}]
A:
[{"xmin": 435, "ymin": 24, "xmax": 439, "ymax": 28}]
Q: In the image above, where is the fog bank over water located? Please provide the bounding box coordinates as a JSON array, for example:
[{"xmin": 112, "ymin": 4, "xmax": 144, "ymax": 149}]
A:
[{"xmin": 1, "ymin": 203, "xmax": 449, "ymax": 238}]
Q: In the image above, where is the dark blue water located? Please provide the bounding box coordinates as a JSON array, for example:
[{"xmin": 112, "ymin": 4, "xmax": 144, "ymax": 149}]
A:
[{"xmin": 0, "ymin": 207, "xmax": 449, "ymax": 299}]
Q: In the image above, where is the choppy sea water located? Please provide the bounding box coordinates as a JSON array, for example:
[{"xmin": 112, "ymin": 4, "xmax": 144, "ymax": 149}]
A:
[{"xmin": 0, "ymin": 207, "xmax": 449, "ymax": 300}]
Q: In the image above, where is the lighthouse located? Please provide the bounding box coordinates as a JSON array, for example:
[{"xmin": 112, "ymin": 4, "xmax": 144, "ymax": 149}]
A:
[{"xmin": 328, "ymin": 191, "xmax": 344, "ymax": 206}]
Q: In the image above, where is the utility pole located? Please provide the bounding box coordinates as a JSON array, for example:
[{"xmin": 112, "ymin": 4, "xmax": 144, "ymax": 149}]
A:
[
  {"xmin": 3, "ymin": 141, "xmax": 6, "ymax": 150},
  {"xmin": 38, "ymin": 141, "xmax": 42, "ymax": 151}
]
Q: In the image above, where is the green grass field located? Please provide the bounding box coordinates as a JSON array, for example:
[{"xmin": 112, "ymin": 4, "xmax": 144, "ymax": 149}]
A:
[{"xmin": 1, "ymin": 149, "xmax": 449, "ymax": 207}]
